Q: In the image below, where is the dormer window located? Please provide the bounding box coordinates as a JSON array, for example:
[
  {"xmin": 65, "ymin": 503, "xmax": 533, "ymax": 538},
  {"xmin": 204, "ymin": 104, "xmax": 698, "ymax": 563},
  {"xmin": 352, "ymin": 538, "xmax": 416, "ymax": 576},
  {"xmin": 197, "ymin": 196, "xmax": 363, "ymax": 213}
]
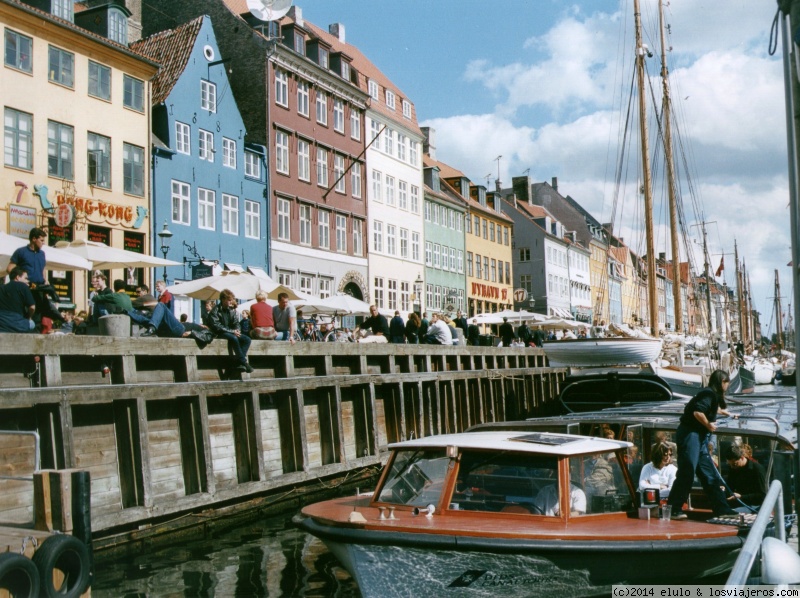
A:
[
  {"xmin": 402, "ymin": 100, "xmax": 411, "ymax": 119},
  {"xmin": 294, "ymin": 32, "xmax": 305, "ymax": 55},
  {"xmin": 341, "ymin": 61, "xmax": 350, "ymax": 80},
  {"xmin": 385, "ymin": 90, "xmax": 395, "ymax": 109},
  {"xmin": 319, "ymin": 47, "xmax": 329, "ymax": 69},
  {"xmin": 108, "ymin": 8, "xmax": 127, "ymax": 44},
  {"xmin": 52, "ymin": 0, "xmax": 74, "ymax": 22},
  {"xmin": 368, "ymin": 79, "xmax": 379, "ymax": 100}
]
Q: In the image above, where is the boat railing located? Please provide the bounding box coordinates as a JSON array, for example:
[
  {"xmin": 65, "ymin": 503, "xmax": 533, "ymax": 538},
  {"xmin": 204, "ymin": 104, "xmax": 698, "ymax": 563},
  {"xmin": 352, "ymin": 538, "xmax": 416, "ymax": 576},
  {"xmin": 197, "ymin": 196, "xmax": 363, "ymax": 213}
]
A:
[
  {"xmin": 0, "ymin": 430, "xmax": 40, "ymax": 482},
  {"xmin": 724, "ymin": 480, "xmax": 785, "ymax": 587}
]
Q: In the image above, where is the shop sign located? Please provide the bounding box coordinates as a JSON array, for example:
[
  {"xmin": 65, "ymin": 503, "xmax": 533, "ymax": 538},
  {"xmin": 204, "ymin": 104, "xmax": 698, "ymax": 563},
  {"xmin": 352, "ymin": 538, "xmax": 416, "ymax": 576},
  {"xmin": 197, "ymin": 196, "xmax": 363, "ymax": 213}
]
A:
[
  {"xmin": 513, "ymin": 288, "xmax": 527, "ymax": 303},
  {"xmin": 9, "ymin": 204, "xmax": 37, "ymax": 237},
  {"xmin": 54, "ymin": 203, "xmax": 74, "ymax": 227},
  {"xmin": 44, "ymin": 191, "xmax": 147, "ymax": 229},
  {"xmin": 471, "ymin": 282, "xmax": 508, "ymax": 301}
]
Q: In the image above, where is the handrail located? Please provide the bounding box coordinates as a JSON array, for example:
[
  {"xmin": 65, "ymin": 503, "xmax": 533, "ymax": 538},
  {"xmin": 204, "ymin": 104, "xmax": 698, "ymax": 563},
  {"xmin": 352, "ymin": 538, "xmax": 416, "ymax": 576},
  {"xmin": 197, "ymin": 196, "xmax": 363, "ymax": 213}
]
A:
[
  {"xmin": 0, "ymin": 430, "xmax": 40, "ymax": 481},
  {"xmin": 724, "ymin": 479, "xmax": 786, "ymax": 587}
]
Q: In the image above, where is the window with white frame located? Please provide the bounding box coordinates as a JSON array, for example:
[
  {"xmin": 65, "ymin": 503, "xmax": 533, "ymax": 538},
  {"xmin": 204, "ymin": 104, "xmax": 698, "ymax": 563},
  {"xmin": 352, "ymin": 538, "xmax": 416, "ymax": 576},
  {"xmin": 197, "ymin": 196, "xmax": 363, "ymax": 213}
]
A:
[
  {"xmin": 278, "ymin": 271, "xmax": 292, "ymax": 287},
  {"xmin": 398, "ymin": 180, "xmax": 407, "ymax": 210},
  {"xmin": 294, "ymin": 31, "xmax": 305, "ymax": 54},
  {"xmin": 399, "ymin": 228, "xmax": 408, "ymax": 258},
  {"xmin": 108, "ymin": 8, "xmax": 127, "ymax": 44},
  {"xmin": 198, "ymin": 188, "xmax": 215, "ymax": 230},
  {"xmin": 373, "ymin": 220, "xmax": 383, "ymax": 253},
  {"xmin": 456, "ymin": 212, "xmax": 462, "ymax": 232},
  {"xmin": 434, "ymin": 286, "xmax": 441, "ymax": 310},
  {"xmin": 412, "ymin": 232, "xmax": 420, "ymax": 262},
  {"xmin": 372, "ymin": 170, "xmax": 382, "ymax": 202},
  {"xmin": 497, "ymin": 260, "xmax": 503, "ymax": 284},
  {"xmin": 175, "ymin": 122, "xmax": 190, "ymax": 155},
  {"xmin": 316, "ymin": 147, "xmax": 328, "ymax": 186},
  {"xmin": 318, "ymin": 47, "xmax": 329, "ymax": 69},
  {"xmin": 201, "ymin": 79, "xmax": 216, "ymax": 112},
  {"xmin": 433, "ymin": 244, "xmax": 440, "ymax": 268},
  {"xmin": 458, "ymin": 250, "xmax": 464, "ymax": 273},
  {"xmin": 368, "ymin": 79, "xmax": 379, "ymax": 100},
  {"xmin": 370, "ymin": 120, "xmax": 381, "ymax": 143},
  {"xmin": 385, "ymin": 89, "xmax": 395, "ymax": 109},
  {"xmin": 123, "ymin": 143, "xmax": 144, "ymax": 196},
  {"xmin": 409, "ymin": 140, "xmax": 418, "ymax": 166},
  {"xmin": 425, "ymin": 241, "xmax": 432, "ymax": 266},
  {"xmin": 222, "ymin": 137, "xmax": 236, "ymax": 168},
  {"xmin": 299, "ymin": 275, "xmax": 313, "ymax": 295},
  {"xmin": 199, "ymin": 129, "xmax": 214, "ymax": 162},
  {"xmin": 333, "ymin": 99, "xmax": 344, "ymax": 133},
  {"xmin": 426, "ymin": 284, "xmax": 433, "ymax": 311},
  {"xmin": 297, "ymin": 80, "xmax": 309, "ymax": 117},
  {"xmin": 318, "ymin": 210, "xmax": 330, "ymax": 249},
  {"xmin": 386, "ymin": 224, "xmax": 396, "ymax": 255},
  {"xmin": 245, "ymin": 151, "xmax": 260, "ymax": 178},
  {"xmin": 245, "ymin": 200, "xmax": 260, "ymax": 239},
  {"xmin": 52, "ymin": 0, "xmax": 74, "ymax": 21},
  {"xmin": 4, "ymin": 108, "xmax": 32, "ymax": 170},
  {"xmin": 432, "ymin": 203, "xmax": 439, "ymax": 225},
  {"xmin": 385, "ymin": 175, "xmax": 395, "ymax": 206},
  {"xmin": 410, "ymin": 185, "xmax": 419, "ymax": 214},
  {"xmin": 340, "ymin": 159, "xmax": 356, "ymax": 200},
  {"xmin": 277, "ymin": 197, "xmax": 290, "ymax": 241},
  {"xmin": 353, "ymin": 220, "xmax": 363, "ymax": 255},
  {"xmin": 449, "ymin": 209, "xmax": 456, "ymax": 229},
  {"xmin": 341, "ymin": 61, "xmax": 350, "ymax": 80},
  {"xmin": 401, "ymin": 282, "xmax": 410, "ymax": 312},
  {"xmin": 350, "ymin": 110, "xmax": 360, "ymax": 140},
  {"xmin": 397, "ymin": 133, "xmax": 406, "ymax": 161},
  {"xmin": 222, "ymin": 194, "xmax": 239, "ymax": 235},
  {"xmin": 467, "ymin": 252, "xmax": 473, "ymax": 276},
  {"xmin": 334, "ymin": 154, "xmax": 345, "ymax": 193},
  {"xmin": 450, "ymin": 248, "xmax": 456, "ymax": 271},
  {"xmin": 319, "ymin": 278, "xmax": 332, "ymax": 299},
  {"xmin": 374, "ymin": 277, "xmax": 384, "ymax": 309},
  {"xmin": 298, "ymin": 139, "xmax": 310, "ymax": 181},
  {"xmin": 172, "ymin": 180, "xmax": 190, "ymax": 225},
  {"xmin": 336, "ymin": 214, "xmax": 347, "ymax": 253},
  {"xmin": 275, "ymin": 69, "xmax": 288, "ymax": 107},
  {"xmin": 299, "ymin": 204, "xmax": 312, "ymax": 245},
  {"xmin": 316, "ymin": 90, "xmax": 327, "ymax": 125},
  {"xmin": 387, "ymin": 279, "xmax": 397, "ymax": 310},
  {"xmin": 424, "ymin": 201, "xmax": 431, "ymax": 221},
  {"xmin": 87, "ymin": 132, "xmax": 110, "ymax": 188},
  {"xmin": 402, "ymin": 100, "xmax": 411, "ymax": 119},
  {"xmin": 276, "ymin": 130, "xmax": 288, "ymax": 174},
  {"xmin": 383, "ymin": 127, "xmax": 393, "ymax": 154}
]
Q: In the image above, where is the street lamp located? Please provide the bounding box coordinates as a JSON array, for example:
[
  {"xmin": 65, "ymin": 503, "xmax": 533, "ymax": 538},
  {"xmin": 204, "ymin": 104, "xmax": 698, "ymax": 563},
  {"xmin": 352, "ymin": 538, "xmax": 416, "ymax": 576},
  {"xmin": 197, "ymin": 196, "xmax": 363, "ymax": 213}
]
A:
[
  {"xmin": 528, "ymin": 296, "xmax": 535, "ymax": 311},
  {"xmin": 414, "ymin": 274, "xmax": 423, "ymax": 315},
  {"xmin": 157, "ymin": 221, "xmax": 173, "ymax": 284}
]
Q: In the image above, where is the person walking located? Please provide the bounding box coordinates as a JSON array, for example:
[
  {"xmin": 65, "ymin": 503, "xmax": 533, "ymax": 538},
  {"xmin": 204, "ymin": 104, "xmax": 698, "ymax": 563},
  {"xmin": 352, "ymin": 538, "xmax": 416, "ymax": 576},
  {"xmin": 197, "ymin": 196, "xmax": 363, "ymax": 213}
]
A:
[
  {"xmin": 499, "ymin": 317, "xmax": 515, "ymax": 347},
  {"xmin": 668, "ymin": 370, "xmax": 739, "ymax": 519},
  {"xmin": 389, "ymin": 310, "xmax": 406, "ymax": 343}
]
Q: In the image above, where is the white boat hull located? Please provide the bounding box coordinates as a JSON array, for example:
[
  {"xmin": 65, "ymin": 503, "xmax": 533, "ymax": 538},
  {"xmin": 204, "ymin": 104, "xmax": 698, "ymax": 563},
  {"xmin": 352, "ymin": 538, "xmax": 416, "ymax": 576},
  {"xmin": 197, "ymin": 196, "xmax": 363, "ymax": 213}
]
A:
[{"xmin": 543, "ymin": 338, "xmax": 663, "ymax": 368}]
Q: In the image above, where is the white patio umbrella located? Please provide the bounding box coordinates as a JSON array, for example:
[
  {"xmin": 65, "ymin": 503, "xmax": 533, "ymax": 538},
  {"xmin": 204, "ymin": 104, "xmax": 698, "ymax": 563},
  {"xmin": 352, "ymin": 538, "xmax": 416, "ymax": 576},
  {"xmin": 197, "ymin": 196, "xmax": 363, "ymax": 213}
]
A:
[
  {"xmin": 0, "ymin": 232, "xmax": 92, "ymax": 272},
  {"xmin": 535, "ymin": 318, "xmax": 591, "ymax": 330},
  {"xmin": 299, "ymin": 294, "xmax": 372, "ymax": 317},
  {"xmin": 471, "ymin": 309, "xmax": 545, "ymax": 325},
  {"xmin": 55, "ymin": 239, "xmax": 180, "ymax": 270},
  {"xmin": 166, "ymin": 270, "xmax": 301, "ymax": 301}
]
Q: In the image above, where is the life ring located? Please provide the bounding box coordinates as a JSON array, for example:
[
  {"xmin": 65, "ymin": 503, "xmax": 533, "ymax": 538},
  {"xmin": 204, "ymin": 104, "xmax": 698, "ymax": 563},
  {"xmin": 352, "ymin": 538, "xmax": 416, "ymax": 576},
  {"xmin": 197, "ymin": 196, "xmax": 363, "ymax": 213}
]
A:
[
  {"xmin": 0, "ymin": 552, "xmax": 40, "ymax": 597},
  {"xmin": 32, "ymin": 535, "xmax": 91, "ymax": 598}
]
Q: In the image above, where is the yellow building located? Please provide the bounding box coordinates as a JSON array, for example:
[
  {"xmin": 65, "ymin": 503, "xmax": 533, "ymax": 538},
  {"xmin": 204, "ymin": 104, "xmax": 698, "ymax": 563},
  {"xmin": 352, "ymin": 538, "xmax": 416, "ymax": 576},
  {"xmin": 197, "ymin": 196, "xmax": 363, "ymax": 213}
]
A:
[{"xmin": 1, "ymin": 0, "xmax": 157, "ymax": 309}]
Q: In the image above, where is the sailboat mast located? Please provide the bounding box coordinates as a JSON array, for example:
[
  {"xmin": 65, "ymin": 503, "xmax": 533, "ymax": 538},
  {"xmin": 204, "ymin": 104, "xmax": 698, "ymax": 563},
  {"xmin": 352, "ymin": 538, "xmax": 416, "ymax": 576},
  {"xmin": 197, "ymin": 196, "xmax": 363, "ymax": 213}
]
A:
[
  {"xmin": 735, "ymin": 241, "xmax": 744, "ymax": 346},
  {"xmin": 775, "ymin": 269, "xmax": 783, "ymax": 351},
  {"xmin": 634, "ymin": 0, "xmax": 659, "ymax": 336},
  {"xmin": 659, "ymin": 0, "xmax": 683, "ymax": 333}
]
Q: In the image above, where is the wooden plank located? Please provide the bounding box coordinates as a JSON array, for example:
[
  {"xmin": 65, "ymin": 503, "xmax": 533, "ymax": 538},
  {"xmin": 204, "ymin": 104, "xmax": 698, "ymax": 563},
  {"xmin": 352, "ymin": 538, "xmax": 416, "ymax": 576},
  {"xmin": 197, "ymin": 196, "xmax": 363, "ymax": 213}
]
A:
[{"xmin": 42, "ymin": 355, "xmax": 62, "ymax": 387}]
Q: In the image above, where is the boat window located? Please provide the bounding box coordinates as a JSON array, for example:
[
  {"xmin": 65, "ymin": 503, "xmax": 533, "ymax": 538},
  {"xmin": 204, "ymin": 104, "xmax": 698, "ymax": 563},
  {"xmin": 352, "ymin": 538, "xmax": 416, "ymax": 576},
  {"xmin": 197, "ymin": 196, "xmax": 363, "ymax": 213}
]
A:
[
  {"xmin": 452, "ymin": 451, "xmax": 558, "ymax": 515},
  {"xmin": 570, "ymin": 453, "xmax": 634, "ymax": 516},
  {"xmin": 376, "ymin": 449, "xmax": 450, "ymax": 507}
]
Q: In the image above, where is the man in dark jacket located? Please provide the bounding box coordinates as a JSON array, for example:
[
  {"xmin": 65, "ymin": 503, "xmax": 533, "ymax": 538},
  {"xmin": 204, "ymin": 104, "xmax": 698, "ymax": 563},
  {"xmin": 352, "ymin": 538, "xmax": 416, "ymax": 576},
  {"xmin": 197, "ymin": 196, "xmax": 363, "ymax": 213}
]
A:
[
  {"xmin": 0, "ymin": 267, "xmax": 36, "ymax": 332},
  {"xmin": 724, "ymin": 444, "xmax": 768, "ymax": 509},
  {"xmin": 358, "ymin": 305, "xmax": 390, "ymax": 339},
  {"xmin": 517, "ymin": 322, "xmax": 531, "ymax": 346},
  {"xmin": 454, "ymin": 310, "xmax": 469, "ymax": 338},
  {"xmin": 418, "ymin": 312, "xmax": 429, "ymax": 338},
  {"xmin": 467, "ymin": 318, "xmax": 480, "ymax": 346},
  {"xmin": 389, "ymin": 310, "xmax": 406, "ymax": 343},
  {"xmin": 208, "ymin": 289, "xmax": 252, "ymax": 372},
  {"xmin": 499, "ymin": 317, "xmax": 515, "ymax": 347}
]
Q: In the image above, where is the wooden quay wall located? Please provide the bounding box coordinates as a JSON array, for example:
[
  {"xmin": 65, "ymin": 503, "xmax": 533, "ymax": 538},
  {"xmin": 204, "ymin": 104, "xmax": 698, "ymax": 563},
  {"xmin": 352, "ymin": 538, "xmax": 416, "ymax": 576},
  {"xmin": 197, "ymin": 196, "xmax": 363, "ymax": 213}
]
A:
[{"xmin": 0, "ymin": 335, "xmax": 565, "ymax": 548}]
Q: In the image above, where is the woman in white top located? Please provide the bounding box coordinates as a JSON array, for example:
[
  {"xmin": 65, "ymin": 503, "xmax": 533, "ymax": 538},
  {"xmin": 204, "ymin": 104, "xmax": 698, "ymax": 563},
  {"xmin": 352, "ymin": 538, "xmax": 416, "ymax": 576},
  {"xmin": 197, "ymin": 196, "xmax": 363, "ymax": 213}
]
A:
[{"xmin": 639, "ymin": 442, "xmax": 678, "ymax": 498}]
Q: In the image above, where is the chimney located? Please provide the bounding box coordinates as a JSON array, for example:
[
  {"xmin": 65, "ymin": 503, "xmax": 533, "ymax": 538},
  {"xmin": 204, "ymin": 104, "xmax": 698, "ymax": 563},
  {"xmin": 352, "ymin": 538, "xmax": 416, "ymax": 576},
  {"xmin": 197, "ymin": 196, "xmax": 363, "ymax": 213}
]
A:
[
  {"xmin": 551, "ymin": 176, "xmax": 558, "ymax": 192},
  {"xmin": 289, "ymin": 6, "xmax": 303, "ymax": 27},
  {"xmin": 421, "ymin": 127, "xmax": 436, "ymax": 160},
  {"xmin": 495, "ymin": 179, "xmax": 502, "ymax": 193},
  {"xmin": 329, "ymin": 23, "xmax": 345, "ymax": 43},
  {"xmin": 659, "ymin": 252, "xmax": 666, "ymax": 262}
]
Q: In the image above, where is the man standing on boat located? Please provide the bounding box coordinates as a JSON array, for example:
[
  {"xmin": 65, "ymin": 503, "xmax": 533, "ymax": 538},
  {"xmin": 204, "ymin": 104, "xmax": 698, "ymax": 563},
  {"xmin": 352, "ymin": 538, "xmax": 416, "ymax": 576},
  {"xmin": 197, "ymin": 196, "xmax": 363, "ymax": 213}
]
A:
[
  {"xmin": 668, "ymin": 370, "xmax": 739, "ymax": 519},
  {"xmin": 724, "ymin": 444, "xmax": 768, "ymax": 510}
]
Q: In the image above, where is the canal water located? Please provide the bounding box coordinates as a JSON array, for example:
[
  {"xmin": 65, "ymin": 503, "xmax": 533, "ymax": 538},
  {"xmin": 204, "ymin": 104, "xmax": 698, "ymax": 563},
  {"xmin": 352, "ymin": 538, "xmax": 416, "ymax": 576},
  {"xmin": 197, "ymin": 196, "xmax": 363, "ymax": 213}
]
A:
[{"xmin": 92, "ymin": 514, "xmax": 360, "ymax": 597}]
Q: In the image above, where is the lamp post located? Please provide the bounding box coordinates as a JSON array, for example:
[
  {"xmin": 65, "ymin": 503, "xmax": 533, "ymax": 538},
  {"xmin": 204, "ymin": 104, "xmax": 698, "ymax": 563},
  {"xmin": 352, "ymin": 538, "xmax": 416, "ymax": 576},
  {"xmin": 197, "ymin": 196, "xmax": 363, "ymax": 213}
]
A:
[
  {"xmin": 414, "ymin": 274, "xmax": 423, "ymax": 315},
  {"xmin": 528, "ymin": 296, "xmax": 536, "ymax": 311},
  {"xmin": 157, "ymin": 221, "xmax": 173, "ymax": 285}
]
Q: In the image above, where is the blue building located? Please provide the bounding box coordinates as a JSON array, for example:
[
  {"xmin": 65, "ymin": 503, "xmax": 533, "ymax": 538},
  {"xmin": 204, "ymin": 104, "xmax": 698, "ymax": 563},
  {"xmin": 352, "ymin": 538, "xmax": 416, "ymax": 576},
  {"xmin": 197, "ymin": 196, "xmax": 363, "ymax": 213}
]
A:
[{"xmin": 132, "ymin": 16, "xmax": 268, "ymax": 315}]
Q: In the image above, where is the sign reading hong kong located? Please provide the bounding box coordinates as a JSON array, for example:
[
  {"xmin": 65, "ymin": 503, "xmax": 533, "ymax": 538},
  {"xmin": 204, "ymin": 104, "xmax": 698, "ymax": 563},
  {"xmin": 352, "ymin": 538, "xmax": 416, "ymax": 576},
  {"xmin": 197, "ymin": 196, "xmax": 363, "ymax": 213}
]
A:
[
  {"xmin": 31, "ymin": 183, "xmax": 148, "ymax": 229},
  {"xmin": 471, "ymin": 282, "xmax": 509, "ymax": 301}
]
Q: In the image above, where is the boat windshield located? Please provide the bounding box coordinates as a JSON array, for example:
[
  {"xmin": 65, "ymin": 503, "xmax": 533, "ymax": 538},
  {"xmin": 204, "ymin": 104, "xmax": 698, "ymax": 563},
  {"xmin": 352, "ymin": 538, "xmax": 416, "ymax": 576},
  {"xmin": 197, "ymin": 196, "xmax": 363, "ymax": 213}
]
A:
[
  {"xmin": 452, "ymin": 450, "xmax": 558, "ymax": 515},
  {"xmin": 568, "ymin": 452, "xmax": 635, "ymax": 516},
  {"xmin": 376, "ymin": 449, "xmax": 451, "ymax": 507}
]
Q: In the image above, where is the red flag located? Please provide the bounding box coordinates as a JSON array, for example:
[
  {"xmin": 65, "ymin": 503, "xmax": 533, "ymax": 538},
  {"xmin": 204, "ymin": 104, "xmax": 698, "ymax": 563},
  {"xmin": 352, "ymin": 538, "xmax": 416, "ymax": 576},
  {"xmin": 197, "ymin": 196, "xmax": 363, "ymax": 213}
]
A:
[{"xmin": 715, "ymin": 257, "xmax": 724, "ymax": 277}]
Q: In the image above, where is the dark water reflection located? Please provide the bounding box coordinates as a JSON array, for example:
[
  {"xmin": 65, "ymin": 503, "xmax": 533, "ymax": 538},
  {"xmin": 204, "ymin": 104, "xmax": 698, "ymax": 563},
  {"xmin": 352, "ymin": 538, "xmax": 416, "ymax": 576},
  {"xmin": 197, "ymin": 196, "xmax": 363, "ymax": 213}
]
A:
[{"xmin": 92, "ymin": 515, "xmax": 360, "ymax": 597}]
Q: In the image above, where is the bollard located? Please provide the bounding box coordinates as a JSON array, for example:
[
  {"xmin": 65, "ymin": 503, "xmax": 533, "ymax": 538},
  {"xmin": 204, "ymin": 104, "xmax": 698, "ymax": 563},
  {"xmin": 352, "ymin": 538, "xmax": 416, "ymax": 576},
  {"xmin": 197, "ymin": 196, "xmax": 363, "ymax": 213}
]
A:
[{"xmin": 98, "ymin": 314, "xmax": 131, "ymax": 337}]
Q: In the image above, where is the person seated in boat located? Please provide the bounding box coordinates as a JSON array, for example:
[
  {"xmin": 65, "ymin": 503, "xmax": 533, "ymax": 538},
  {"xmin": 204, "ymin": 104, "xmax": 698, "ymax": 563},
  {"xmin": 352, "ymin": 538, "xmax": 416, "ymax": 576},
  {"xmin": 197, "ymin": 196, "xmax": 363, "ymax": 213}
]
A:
[
  {"xmin": 639, "ymin": 442, "xmax": 677, "ymax": 498},
  {"xmin": 723, "ymin": 444, "xmax": 768, "ymax": 510},
  {"xmin": 583, "ymin": 454, "xmax": 615, "ymax": 501},
  {"xmin": 654, "ymin": 431, "xmax": 677, "ymax": 466},
  {"xmin": 533, "ymin": 481, "xmax": 586, "ymax": 516},
  {"xmin": 562, "ymin": 328, "xmax": 577, "ymax": 340}
]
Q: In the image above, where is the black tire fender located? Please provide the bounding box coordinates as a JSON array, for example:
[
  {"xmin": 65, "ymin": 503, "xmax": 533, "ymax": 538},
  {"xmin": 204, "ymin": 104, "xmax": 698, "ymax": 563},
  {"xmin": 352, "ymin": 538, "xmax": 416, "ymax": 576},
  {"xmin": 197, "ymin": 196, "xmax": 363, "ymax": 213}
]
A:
[
  {"xmin": 0, "ymin": 552, "xmax": 40, "ymax": 598},
  {"xmin": 32, "ymin": 535, "xmax": 90, "ymax": 598}
]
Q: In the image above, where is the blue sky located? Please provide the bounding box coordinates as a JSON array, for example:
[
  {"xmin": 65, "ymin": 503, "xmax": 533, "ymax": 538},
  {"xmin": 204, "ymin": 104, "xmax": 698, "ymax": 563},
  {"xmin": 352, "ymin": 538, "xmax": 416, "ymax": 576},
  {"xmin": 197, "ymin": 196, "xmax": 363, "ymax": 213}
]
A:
[{"xmin": 297, "ymin": 1, "xmax": 788, "ymax": 335}]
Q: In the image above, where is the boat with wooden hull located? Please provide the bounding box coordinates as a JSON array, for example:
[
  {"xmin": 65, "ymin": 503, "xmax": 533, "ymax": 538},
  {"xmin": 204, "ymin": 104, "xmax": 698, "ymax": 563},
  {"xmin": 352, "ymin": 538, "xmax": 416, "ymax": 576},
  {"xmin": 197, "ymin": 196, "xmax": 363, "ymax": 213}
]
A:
[
  {"xmin": 542, "ymin": 338, "xmax": 663, "ymax": 368},
  {"xmin": 297, "ymin": 431, "xmax": 746, "ymax": 597}
]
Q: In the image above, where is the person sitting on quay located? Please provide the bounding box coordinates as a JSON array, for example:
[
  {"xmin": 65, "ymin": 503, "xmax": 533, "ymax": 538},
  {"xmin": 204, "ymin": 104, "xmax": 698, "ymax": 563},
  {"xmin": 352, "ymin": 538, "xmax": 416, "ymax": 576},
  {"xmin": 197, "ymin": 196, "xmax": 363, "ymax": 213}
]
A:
[
  {"xmin": 89, "ymin": 272, "xmax": 114, "ymax": 324},
  {"xmin": 562, "ymin": 328, "xmax": 577, "ymax": 339},
  {"xmin": 724, "ymin": 443, "xmax": 768, "ymax": 511},
  {"xmin": 250, "ymin": 290, "xmax": 277, "ymax": 340},
  {"xmin": 356, "ymin": 305, "xmax": 389, "ymax": 343},
  {"xmin": 57, "ymin": 309, "xmax": 75, "ymax": 334},
  {"xmin": 0, "ymin": 267, "xmax": 36, "ymax": 333},
  {"xmin": 273, "ymin": 292, "xmax": 297, "ymax": 344},
  {"xmin": 467, "ymin": 318, "xmax": 480, "ymax": 346},
  {"xmin": 73, "ymin": 310, "xmax": 89, "ymax": 335},
  {"xmin": 130, "ymin": 294, "xmax": 191, "ymax": 339},
  {"xmin": 499, "ymin": 317, "xmax": 515, "ymax": 347},
  {"xmin": 421, "ymin": 313, "xmax": 452, "ymax": 345},
  {"xmin": 405, "ymin": 312, "xmax": 421, "ymax": 344},
  {"xmin": 208, "ymin": 289, "xmax": 253, "ymax": 373},
  {"xmin": 418, "ymin": 312, "xmax": 429, "ymax": 338},
  {"xmin": 93, "ymin": 279, "xmax": 133, "ymax": 316},
  {"xmin": 155, "ymin": 280, "xmax": 173, "ymax": 312},
  {"xmin": 389, "ymin": 310, "xmax": 405, "ymax": 343}
]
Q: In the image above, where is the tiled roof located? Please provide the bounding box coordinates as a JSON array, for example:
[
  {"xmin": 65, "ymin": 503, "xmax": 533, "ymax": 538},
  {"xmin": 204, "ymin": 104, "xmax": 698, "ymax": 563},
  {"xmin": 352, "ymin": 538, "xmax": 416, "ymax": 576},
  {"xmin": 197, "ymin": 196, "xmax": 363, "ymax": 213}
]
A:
[
  {"xmin": 423, "ymin": 155, "xmax": 466, "ymax": 179},
  {"xmin": 130, "ymin": 16, "xmax": 204, "ymax": 105},
  {"xmin": 515, "ymin": 201, "xmax": 551, "ymax": 220}
]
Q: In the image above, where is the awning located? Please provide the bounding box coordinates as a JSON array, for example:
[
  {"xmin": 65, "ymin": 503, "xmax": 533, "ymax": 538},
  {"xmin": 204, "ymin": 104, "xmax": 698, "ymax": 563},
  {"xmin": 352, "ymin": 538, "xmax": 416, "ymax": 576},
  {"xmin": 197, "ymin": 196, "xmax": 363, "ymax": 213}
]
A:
[{"xmin": 549, "ymin": 307, "xmax": 574, "ymax": 319}]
